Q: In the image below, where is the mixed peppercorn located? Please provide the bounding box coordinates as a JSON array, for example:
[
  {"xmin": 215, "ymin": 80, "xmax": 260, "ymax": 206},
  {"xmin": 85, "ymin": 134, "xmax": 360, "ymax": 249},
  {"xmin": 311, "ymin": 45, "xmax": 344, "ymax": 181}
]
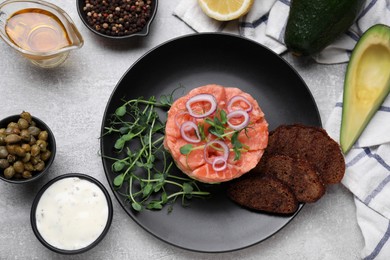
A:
[{"xmin": 82, "ymin": 0, "xmax": 153, "ymax": 37}]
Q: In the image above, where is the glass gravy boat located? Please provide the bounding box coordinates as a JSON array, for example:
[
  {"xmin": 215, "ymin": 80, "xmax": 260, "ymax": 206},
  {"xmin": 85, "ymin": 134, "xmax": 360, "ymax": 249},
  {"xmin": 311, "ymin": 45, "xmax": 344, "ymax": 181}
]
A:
[{"xmin": 0, "ymin": 0, "xmax": 83, "ymax": 68}]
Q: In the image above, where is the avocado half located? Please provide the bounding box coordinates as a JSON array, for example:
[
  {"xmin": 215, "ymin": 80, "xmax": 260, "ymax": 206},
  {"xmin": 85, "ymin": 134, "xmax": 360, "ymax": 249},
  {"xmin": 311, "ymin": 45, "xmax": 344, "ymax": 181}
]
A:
[{"xmin": 340, "ymin": 24, "xmax": 390, "ymax": 153}]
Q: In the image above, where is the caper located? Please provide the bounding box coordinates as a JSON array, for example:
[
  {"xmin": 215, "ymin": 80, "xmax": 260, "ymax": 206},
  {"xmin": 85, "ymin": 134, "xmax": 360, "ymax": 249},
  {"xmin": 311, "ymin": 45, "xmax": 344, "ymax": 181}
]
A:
[
  {"xmin": 24, "ymin": 162, "xmax": 34, "ymax": 171},
  {"xmin": 30, "ymin": 156, "xmax": 41, "ymax": 165},
  {"xmin": 22, "ymin": 152, "xmax": 31, "ymax": 163},
  {"xmin": 34, "ymin": 161, "xmax": 45, "ymax": 171},
  {"xmin": 5, "ymin": 127, "xmax": 20, "ymax": 135},
  {"xmin": 0, "ymin": 146, "xmax": 8, "ymax": 159},
  {"xmin": 15, "ymin": 146, "xmax": 26, "ymax": 157},
  {"xmin": 13, "ymin": 160, "xmax": 24, "ymax": 173},
  {"xmin": 3, "ymin": 166, "xmax": 15, "ymax": 179},
  {"xmin": 7, "ymin": 154, "xmax": 16, "ymax": 163},
  {"xmin": 21, "ymin": 143, "xmax": 31, "ymax": 152},
  {"xmin": 22, "ymin": 170, "xmax": 32, "ymax": 179},
  {"xmin": 6, "ymin": 144, "xmax": 17, "ymax": 155},
  {"xmin": 0, "ymin": 134, "xmax": 5, "ymax": 145},
  {"xmin": 29, "ymin": 135, "xmax": 36, "ymax": 145},
  {"xmin": 20, "ymin": 129, "xmax": 31, "ymax": 142},
  {"xmin": 17, "ymin": 118, "xmax": 29, "ymax": 130},
  {"xmin": 20, "ymin": 111, "xmax": 32, "ymax": 124},
  {"xmin": 0, "ymin": 159, "xmax": 9, "ymax": 169},
  {"xmin": 36, "ymin": 140, "xmax": 47, "ymax": 152},
  {"xmin": 31, "ymin": 144, "xmax": 40, "ymax": 157},
  {"xmin": 38, "ymin": 130, "xmax": 48, "ymax": 141},
  {"xmin": 28, "ymin": 126, "xmax": 41, "ymax": 136},
  {"xmin": 5, "ymin": 134, "xmax": 22, "ymax": 144},
  {"xmin": 40, "ymin": 150, "xmax": 51, "ymax": 161},
  {"xmin": 7, "ymin": 122, "xmax": 19, "ymax": 129}
]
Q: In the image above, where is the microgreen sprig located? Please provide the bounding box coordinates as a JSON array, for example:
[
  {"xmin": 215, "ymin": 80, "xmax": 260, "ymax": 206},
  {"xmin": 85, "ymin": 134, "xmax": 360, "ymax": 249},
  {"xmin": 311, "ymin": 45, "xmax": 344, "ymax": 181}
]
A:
[
  {"xmin": 180, "ymin": 109, "xmax": 248, "ymax": 161},
  {"xmin": 103, "ymin": 92, "xmax": 210, "ymax": 212}
]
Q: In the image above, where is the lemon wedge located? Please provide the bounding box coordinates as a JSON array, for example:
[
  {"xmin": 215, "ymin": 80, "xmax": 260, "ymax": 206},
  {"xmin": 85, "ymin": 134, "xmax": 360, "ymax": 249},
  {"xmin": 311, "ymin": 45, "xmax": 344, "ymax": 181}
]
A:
[{"xmin": 198, "ymin": 0, "xmax": 254, "ymax": 21}]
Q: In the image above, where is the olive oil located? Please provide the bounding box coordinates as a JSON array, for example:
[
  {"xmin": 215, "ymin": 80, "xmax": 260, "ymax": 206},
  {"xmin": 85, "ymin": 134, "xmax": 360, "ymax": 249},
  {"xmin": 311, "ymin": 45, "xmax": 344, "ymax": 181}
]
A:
[{"xmin": 5, "ymin": 8, "xmax": 71, "ymax": 52}]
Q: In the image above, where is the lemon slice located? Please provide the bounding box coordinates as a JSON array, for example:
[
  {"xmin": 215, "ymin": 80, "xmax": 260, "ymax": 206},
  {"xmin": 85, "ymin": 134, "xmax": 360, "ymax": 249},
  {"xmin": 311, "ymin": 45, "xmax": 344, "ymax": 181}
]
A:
[{"xmin": 198, "ymin": 0, "xmax": 254, "ymax": 21}]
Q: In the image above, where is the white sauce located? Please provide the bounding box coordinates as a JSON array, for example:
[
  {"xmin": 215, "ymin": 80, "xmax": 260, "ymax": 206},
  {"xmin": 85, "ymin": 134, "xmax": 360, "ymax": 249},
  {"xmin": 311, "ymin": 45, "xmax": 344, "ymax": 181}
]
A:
[{"xmin": 35, "ymin": 177, "xmax": 109, "ymax": 250}]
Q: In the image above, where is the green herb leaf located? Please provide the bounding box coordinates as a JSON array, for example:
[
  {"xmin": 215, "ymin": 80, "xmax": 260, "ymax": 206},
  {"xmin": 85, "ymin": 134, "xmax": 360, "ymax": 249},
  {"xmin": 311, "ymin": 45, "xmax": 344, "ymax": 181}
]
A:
[
  {"xmin": 114, "ymin": 138, "xmax": 126, "ymax": 150},
  {"xmin": 205, "ymin": 118, "xmax": 214, "ymax": 126},
  {"xmin": 183, "ymin": 182, "xmax": 194, "ymax": 194},
  {"xmin": 154, "ymin": 173, "xmax": 164, "ymax": 180},
  {"xmin": 143, "ymin": 183, "xmax": 153, "ymax": 198},
  {"xmin": 115, "ymin": 105, "xmax": 127, "ymax": 117},
  {"xmin": 180, "ymin": 144, "xmax": 193, "ymax": 155},
  {"xmin": 131, "ymin": 202, "xmax": 142, "ymax": 211},
  {"xmin": 161, "ymin": 192, "xmax": 168, "ymax": 203},
  {"xmin": 119, "ymin": 126, "xmax": 130, "ymax": 134},
  {"xmin": 220, "ymin": 110, "xmax": 227, "ymax": 124},
  {"xmin": 113, "ymin": 161, "xmax": 125, "ymax": 172},
  {"xmin": 113, "ymin": 174, "xmax": 125, "ymax": 186},
  {"xmin": 208, "ymin": 126, "xmax": 223, "ymax": 138},
  {"xmin": 231, "ymin": 131, "xmax": 243, "ymax": 161},
  {"xmin": 198, "ymin": 123, "xmax": 206, "ymax": 141},
  {"xmin": 147, "ymin": 201, "xmax": 163, "ymax": 210},
  {"xmin": 214, "ymin": 116, "xmax": 222, "ymax": 127},
  {"xmin": 154, "ymin": 182, "xmax": 163, "ymax": 192},
  {"xmin": 122, "ymin": 132, "xmax": 135, "ymax": 141},
  {"xmin": 233, "ymin": 147, "xmax": 241, "ymax": 161},
  {"xmin": 144, "ymin": 162, "xmax": 153, "ymax": 170}
]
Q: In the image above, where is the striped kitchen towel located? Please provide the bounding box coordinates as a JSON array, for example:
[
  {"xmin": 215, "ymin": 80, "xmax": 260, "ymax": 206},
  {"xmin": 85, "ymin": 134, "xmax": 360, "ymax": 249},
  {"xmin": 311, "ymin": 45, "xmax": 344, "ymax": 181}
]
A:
[
  {"xmin": 325, "ymin": 94, "xmax": 390, "ymax": 260},
  {"xmin": 173, "ymin": 0, "xmax": 390, "ymax": 64}
]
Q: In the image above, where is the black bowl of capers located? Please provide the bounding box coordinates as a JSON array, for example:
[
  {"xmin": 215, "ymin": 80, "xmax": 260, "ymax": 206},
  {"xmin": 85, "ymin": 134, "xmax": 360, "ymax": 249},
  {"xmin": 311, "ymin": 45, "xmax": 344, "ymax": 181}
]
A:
[{"xmin": 0, "ymin": 112, "xmax": 56, "ymax": 184}]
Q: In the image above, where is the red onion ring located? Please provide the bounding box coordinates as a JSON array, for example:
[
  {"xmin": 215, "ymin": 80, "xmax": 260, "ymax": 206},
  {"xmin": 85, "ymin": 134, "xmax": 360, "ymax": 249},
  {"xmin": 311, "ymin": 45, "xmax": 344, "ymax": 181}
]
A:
[
  {"xmin": 203, "ymin": 140, "xmax": 229, "ymax": 164},
  {"xmin": 227, "ymin": 95, "xmax": 253, "ymax": 113},
  {"xmin": 227, "ymin": 110, "xmax": 249, "ymax": 131},
  {"xmin": 180, "ymin": 121, "xmax": 201, "ymax": 143},
  {"xmin": 212, "ymin": 156, "xmax": 227, "ymax": 171},
  {"xmin": 186, "ymin": 94, "xmax": 217, "ymax": 118}
]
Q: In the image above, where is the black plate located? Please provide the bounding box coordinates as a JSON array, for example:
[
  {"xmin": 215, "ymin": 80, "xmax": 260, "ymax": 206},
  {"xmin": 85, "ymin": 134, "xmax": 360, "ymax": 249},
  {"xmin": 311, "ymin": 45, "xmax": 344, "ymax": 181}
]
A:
[{"xmin": 101, "ymin": 33, "xmax": 321, "ymax": 253}]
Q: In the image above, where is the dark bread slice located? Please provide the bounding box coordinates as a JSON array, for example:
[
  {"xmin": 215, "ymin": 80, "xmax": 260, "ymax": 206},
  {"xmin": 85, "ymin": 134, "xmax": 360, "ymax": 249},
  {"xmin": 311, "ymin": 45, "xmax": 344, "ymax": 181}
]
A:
[
  {"xmin": 227, "ymin": 175, "xmax": 298, "ymax": 214},
  {"xmin": 257, "ymin": 154, "xmax": 326, "ymax": 203},
  {"xmin": 266, "ymin": 124, "xmax": 345, "ymax": 184}
]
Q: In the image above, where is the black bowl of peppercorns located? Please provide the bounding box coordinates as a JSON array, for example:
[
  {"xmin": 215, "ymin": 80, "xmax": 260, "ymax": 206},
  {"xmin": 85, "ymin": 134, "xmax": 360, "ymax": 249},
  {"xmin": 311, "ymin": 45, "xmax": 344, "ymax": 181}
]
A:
[{"xmin": 77, "ymin": 0, "xmax": 158, "ymax": 39}]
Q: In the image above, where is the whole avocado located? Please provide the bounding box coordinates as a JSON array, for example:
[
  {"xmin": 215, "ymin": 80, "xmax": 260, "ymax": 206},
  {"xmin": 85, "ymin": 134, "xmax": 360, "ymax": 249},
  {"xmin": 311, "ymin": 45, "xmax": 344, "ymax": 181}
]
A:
[{"xmin": 284, "ymin": 0, "xmax": 366, "ymax": 56}]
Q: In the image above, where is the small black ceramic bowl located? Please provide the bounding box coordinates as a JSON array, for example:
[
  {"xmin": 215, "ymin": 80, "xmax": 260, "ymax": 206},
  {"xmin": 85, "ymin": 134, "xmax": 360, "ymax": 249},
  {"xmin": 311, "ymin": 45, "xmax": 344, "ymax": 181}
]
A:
[
  {"xmin": 76, "ymin": 0, "xmax": 158, "ymax": 39},
  {"xmin": 31, "ymin": 173, "xmax": 113, "ymax": 255},
  {"xmin": 0, "ymin": 114, "xmax": 56, "ymax": 184}
]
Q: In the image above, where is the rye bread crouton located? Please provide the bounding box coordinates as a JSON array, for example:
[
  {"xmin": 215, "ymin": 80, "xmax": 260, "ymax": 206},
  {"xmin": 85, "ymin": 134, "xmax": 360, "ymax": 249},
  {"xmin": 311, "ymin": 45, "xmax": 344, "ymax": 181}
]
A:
[
  {"xmin": 227, "ymin": 175, "xmax": 299, "ymax": 214},
  {"xmin": 257, "ymin": 155, "xmax": 326, "ymax": 203},
  {"xmin": 266, "ymin": 124, "xmax": 345, "ymax": 184}
]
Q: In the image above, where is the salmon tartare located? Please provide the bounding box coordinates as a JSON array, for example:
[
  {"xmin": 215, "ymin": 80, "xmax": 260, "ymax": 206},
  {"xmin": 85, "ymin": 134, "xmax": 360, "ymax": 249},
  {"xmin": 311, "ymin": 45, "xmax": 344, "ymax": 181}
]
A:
[{"xmin": 164, "ymin": 84, "xmax": 269, "ymax": 183}]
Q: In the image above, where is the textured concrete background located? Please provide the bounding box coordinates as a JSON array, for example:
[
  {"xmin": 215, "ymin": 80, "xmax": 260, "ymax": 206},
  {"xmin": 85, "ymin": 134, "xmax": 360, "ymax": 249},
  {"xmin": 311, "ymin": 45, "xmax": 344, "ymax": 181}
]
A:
[{"xmin": 0, "ymin": 1, "xmax": 363, "ymax": 259}]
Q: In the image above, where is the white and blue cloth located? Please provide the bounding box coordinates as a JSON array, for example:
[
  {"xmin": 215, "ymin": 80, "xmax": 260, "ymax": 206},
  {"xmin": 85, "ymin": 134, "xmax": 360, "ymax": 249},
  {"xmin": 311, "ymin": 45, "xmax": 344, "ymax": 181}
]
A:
[
  {"xmin": 174, "ymin": 0, "xmax": 390, "ymax": 258},
  {"xmin": 326, "ymin": 95, "xmax": 390, "ymax": 260},
  {"xmin": 174, "ymin": 0, "xmax": 390, "ymax": 64}
]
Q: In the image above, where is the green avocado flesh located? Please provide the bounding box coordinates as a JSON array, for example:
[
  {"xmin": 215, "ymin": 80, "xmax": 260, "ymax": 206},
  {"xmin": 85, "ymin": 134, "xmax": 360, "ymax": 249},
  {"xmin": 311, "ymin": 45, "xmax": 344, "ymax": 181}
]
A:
[
  {"xmin": 340, "ymin": 24, "xmax": 390, "ymax": 153},
  {"xmin": 284, "ymin": 0, "xmax": 366, "ymax": 56}
]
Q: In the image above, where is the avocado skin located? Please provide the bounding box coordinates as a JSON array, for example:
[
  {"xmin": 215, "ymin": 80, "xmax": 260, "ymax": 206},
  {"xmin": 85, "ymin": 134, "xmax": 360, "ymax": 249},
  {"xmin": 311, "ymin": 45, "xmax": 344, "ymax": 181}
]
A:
[{"xmin": 284, "ymin": 0, "xmax": 366, "ymax": 56}]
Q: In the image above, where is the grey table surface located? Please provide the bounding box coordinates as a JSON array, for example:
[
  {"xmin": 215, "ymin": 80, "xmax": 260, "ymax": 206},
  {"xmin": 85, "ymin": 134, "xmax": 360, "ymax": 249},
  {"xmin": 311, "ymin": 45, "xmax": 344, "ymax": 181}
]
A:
[{"xmin": 0, "ymin": 1, "xmax": 364, "ymax": 259}]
